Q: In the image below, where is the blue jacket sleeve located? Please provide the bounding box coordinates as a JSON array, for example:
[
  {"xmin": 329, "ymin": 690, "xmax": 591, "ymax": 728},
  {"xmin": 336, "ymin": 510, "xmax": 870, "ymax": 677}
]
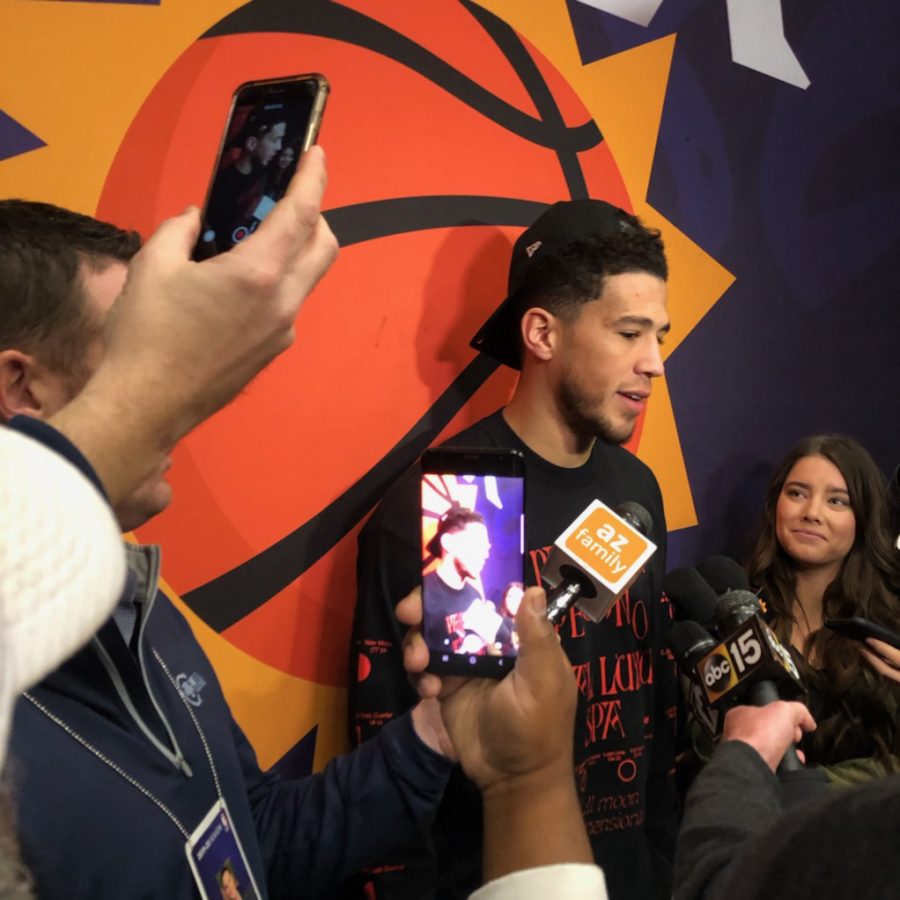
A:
[{"xmin": 235, "ymin": 707, "xmax": 452, "ymax": 898}]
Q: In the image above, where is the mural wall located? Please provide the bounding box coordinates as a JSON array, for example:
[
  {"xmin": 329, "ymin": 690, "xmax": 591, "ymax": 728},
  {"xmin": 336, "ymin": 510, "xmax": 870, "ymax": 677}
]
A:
[{"xmin": 2, "ymin": 0, "xmax": 896, "ymax": 773}]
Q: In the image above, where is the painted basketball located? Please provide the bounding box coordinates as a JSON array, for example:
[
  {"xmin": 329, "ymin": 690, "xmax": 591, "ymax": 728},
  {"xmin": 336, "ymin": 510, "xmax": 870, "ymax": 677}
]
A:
[{"xmin": 98, "ymin": 0, "xmax": 631, "ymax": 687}]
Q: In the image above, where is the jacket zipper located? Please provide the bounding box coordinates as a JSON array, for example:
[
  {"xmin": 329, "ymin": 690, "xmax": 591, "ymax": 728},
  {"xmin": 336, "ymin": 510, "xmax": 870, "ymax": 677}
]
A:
[{"xmin": 93, "ymin": 547, "xmax": 193, "ymax": 777}]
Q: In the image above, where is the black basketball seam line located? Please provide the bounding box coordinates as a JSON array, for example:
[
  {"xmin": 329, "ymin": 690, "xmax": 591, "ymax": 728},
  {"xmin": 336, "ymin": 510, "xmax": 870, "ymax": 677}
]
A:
[
  {"xmin": 324, "ymin": 195, "xmax": 549, "ymax": 245},
  {"xmin": 203, "ymin": 0, "xmax": 602, "ymax": 154},
  {"xmin": 459, "ymin": 0, "xmax": 589, "ymax": 200}
]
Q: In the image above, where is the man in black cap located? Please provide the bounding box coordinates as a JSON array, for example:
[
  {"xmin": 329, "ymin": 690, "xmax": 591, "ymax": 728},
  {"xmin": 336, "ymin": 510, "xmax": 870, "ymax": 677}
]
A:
[{"xmin": 348, "ymin": 200, "xmax": 679, "ymax": 900}]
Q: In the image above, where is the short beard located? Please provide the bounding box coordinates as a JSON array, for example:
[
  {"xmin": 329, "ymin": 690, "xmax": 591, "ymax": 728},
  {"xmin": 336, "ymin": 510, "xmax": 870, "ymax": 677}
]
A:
[{"xmin": 557, "ymin": 377, "xmax": 634, "ymax": 447}]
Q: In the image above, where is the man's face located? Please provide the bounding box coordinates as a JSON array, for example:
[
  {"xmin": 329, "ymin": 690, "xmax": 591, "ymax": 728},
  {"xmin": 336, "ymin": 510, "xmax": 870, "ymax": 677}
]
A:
[
  {"xmin": 253, "ymin": 122, "xmax": 286, "ymax": 166},
  {"xmin": 52, "ymin": 261, "xmax": 173, "ymax": 531},
  {"xmin": 551, "ymin": 272, "xmax": 669, "ymax": 445},
  {"xmin": 444, "ymin": 522, "xmax": 491, "ymax": 580},
  {"xmin": 219, "ymin": 869, "xmax": 241, "ymax": 900}
]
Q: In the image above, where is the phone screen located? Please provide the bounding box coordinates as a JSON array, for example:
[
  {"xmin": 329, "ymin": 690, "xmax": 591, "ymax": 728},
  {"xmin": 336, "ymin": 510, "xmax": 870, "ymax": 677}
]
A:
[
  {"xmin": 421, "ymin": 449, "xmax": 525, "ymax": 677},
  {"xmin": 194, "ymin": 75, "xmax": 328, "ymax": 259}
]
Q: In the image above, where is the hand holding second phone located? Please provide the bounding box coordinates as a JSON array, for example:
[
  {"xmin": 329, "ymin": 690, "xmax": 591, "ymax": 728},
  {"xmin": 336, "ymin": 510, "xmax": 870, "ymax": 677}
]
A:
[
  {"xmin": 399, "ymin": 586, "xmax": 577, "ymax": 790},
  {"xmin": 860, "ymin": 637, "xmax": 900, "ymax": 684},
  {"xmin": 398, "ymin": 585, "xmax": 592, "ymax": 881}
]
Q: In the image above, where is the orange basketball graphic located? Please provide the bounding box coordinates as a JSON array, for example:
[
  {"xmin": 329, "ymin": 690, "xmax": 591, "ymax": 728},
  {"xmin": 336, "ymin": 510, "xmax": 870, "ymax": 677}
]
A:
[{"xmin": 97, "ymin": 0, "xmax": 634, "ymax": 693}]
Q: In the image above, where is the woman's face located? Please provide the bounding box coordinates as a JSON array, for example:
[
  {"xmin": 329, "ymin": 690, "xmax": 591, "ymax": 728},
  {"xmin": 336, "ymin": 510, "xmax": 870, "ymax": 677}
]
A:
[
  {"xmin": 775, "ymin": 454, "xmax": 856, "ymax": 573},
  {"xmin": 277, "ymin": 146, "xmax": 295, "ymax": 170}
]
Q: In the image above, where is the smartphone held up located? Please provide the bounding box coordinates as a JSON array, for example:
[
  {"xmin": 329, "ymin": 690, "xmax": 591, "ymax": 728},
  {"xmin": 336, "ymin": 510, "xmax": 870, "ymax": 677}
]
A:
[
  {"xmin": 421, "ymin": 448, "xmax": 525, "ymax": 678},
  {"xmin": 194, "ymin": 74, "xmax": 329, "ymax": 260}
]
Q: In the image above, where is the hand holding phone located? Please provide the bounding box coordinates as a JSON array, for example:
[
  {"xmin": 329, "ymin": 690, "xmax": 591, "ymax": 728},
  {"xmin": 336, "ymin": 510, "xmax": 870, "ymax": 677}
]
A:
[{"xmin": 194, "ymin": 74, "xmax": 329, "ymax": 259}]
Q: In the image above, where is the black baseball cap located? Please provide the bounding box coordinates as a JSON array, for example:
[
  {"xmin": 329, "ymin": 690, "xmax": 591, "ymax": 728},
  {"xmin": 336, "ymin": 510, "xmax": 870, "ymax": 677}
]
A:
[{"xmin": 470, "ymin": 198, "xmax": 635, "ymax": 369}]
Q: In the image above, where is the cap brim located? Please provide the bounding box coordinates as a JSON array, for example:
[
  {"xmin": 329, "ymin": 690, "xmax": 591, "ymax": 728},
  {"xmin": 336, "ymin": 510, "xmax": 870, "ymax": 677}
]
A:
[{"xmin": 469, "ymin": 289, "xmax": 523, "ymax": 370}]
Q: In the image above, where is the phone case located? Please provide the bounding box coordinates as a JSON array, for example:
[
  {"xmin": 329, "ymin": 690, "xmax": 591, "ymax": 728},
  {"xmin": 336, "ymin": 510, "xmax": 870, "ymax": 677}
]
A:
[{"xmin": 194, "ymin": 74, "xmax": 329, "ymax": 260}]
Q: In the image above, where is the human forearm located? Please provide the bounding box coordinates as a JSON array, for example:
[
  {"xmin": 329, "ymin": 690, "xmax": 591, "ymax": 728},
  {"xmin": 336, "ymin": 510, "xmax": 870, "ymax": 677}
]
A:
[
  {"xmin": 46, "ymin": 366, "xmax": 176, "ymax": 509},
  {"xmin": 482, "ymin": 766, "xmax": 592, "ymax": 884}
]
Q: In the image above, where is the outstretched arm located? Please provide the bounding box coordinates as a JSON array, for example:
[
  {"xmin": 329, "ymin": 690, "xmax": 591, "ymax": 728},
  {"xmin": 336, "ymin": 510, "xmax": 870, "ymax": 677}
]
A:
[
  {"xmin": 673, "ymin": 701, "xmax": 816, "ymax": 900},
  {"xmin": 398, "ymin": 586, "xmax": 594, "ymax": 884},
  {"xmin": 48, "ymin": 146, "xmax": 337, "ymax": 507}
]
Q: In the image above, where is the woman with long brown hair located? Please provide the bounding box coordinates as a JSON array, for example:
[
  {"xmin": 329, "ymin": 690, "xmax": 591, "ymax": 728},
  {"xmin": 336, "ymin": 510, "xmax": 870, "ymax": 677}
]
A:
[{"xmin": 747, "ymin": 434, "xmax": 900, "ymax": 783}]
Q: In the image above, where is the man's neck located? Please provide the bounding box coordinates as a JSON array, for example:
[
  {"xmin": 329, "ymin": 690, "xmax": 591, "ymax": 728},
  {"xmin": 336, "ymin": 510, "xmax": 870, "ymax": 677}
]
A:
[
  {"xmin": 436, "ymin": 557, "xmax": 467, "ymax": 590},
  {"xmin": 234, "ymin": 153, "xmax": 254, "ymax": 175},
  {"xmin": 503, "ymin": 379, "xmax": 595, "ymax": 468}
]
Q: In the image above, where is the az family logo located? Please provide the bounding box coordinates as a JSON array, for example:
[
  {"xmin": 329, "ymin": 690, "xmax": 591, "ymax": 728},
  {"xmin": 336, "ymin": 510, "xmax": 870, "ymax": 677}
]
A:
[{"xmin": 562, "ymin": 501, "xmax": 653, "ymax": 587}]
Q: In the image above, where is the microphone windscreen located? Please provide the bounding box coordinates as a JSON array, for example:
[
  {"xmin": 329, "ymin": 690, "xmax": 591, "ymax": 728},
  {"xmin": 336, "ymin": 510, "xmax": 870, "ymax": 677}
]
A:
[
  {"xmin": 696, "ymin": 555, "xmax": 749, "ymax": 595},
  {"xmin": 663, "ymin": 567, "xmax": 720, "ymax": 631},
  {"xmin": 669, "ymin": 620, "xmax": 717, "ymax": 671},
  {"xmin": 615, "ymin": 501, "xmax": 653, "ymax": 537},
  {"xmin": 715, "ymin": 589, "xmax": 763, "ymax": 634}
]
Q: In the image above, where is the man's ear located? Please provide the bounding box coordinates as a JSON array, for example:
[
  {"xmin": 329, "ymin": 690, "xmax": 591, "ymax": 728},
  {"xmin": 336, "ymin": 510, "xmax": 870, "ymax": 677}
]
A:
[
  {"xmin": 244, "ymin": 136, "xmax": 258, "ymax": 153},
  {"xmin": 0, "ymin": 349, "xmax": 63, "ymax": 421},
  {"xmin": 519, "ymin": 307, "xmax": 557, "ymax": 363}
]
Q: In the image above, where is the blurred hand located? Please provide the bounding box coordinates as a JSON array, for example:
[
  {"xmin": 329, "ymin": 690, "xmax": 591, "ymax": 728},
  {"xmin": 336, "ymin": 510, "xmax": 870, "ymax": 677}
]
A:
[
  {"xmin": 860, "ymin": 638, "xmax": 900, "ymax": 683},
  {"xmin": 722, "ymin": 702, "xmax": 816, "ymax": 773}
]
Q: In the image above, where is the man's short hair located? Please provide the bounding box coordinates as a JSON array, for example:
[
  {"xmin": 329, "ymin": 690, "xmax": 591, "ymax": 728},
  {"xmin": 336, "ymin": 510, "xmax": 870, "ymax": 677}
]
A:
[
  {"xmin": 470, "ymin": 199, "xmax": 668, "ymax": 368},
  {"xmin": 0, "ymin": 199, "xmax": 140, "ymax": 379},
  {"xmin": 513, "ymin": 223, "xmax": 668, "ymax": 325},
  {"xmin": 426, "ymin": 505, "xmax": 485, "ymax": 559},
  {"xmin": 231, "ymin": 107, "xmax": 287, "ymax": 149}
]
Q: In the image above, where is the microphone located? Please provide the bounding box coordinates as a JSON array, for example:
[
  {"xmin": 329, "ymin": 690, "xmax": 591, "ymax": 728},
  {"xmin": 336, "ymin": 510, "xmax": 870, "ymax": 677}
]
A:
[
  {"xmin": 669, "ymin": 620, "xmax": 718, "ymax": 669},
  {"xmin": 695, "ymin": 555, "xmax": 750, "ymax": 596},
  {"xmin": 616, "ymin": 500, "xmax": 653, "ymax": 537},
  {"xmin": 696, "ymin": 589, "xmax": 805, "ymax": 771},
  {"xmin": 669, "ymin": 620, "xmax": 721, "ymax": 738},
  {"xmin": 542, "ymin": 500, "xmax": 656, "ymax": 625},
  {"xmin": 671, "ymin": 581, "xmax": 829, "ymax": 798},
  {"xmin": 663, "ymin": 567, "xmax": 720, "ymax": 634}
]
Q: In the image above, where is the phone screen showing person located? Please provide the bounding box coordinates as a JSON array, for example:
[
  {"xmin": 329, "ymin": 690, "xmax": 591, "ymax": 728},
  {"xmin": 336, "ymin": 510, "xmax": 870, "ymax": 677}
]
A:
[
  {"xmin": 193, "ymin": 74, "xmax": 328, "ymax": 260},
  {"xmin": 421, "ymin": 448, "xmax": 525, "ymax": 677}
]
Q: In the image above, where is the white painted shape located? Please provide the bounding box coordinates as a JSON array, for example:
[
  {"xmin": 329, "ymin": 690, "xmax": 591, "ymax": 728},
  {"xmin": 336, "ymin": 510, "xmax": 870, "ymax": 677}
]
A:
[
  {"xmin": 574, "ymin": 0, "xmax": 664, "ymax": 28},
  {"xmin": 727, "ymin": 0, "xmax": 811, "ymax": 89}
]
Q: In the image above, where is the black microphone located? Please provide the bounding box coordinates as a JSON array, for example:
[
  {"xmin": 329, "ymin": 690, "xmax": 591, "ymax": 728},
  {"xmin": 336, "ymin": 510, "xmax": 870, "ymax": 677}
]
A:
[
  {"xmin": 669, "ymin": 620, "xmax": 721, "ymax": 738},
  {"xmin": 670, "ymin": 620, "xmax": 718, "ymax": 668},
  {"xmin": 616, "ymin": 500, "xmax": 653, "ymax": 538},
  {"xmin": 543, "ymin": 501, "xmax": 656, "ymax": 626},
  {"xmin": 705, "ymin": 590, "xmax": 805, "ymax": 772},
  {"xmin": 696, "ymin": 555, "xmax": 750, "ymax": 596},
  {"xmin": 663, "ymin": 567, "xmax": 720, "ymax": 635}
]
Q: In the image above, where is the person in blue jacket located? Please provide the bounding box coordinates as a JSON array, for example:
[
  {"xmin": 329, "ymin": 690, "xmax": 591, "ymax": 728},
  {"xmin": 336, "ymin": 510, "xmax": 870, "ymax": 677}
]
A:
[{"xmin": 0, "ymin": 155, "xmax": 456, "ymax": 899}]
